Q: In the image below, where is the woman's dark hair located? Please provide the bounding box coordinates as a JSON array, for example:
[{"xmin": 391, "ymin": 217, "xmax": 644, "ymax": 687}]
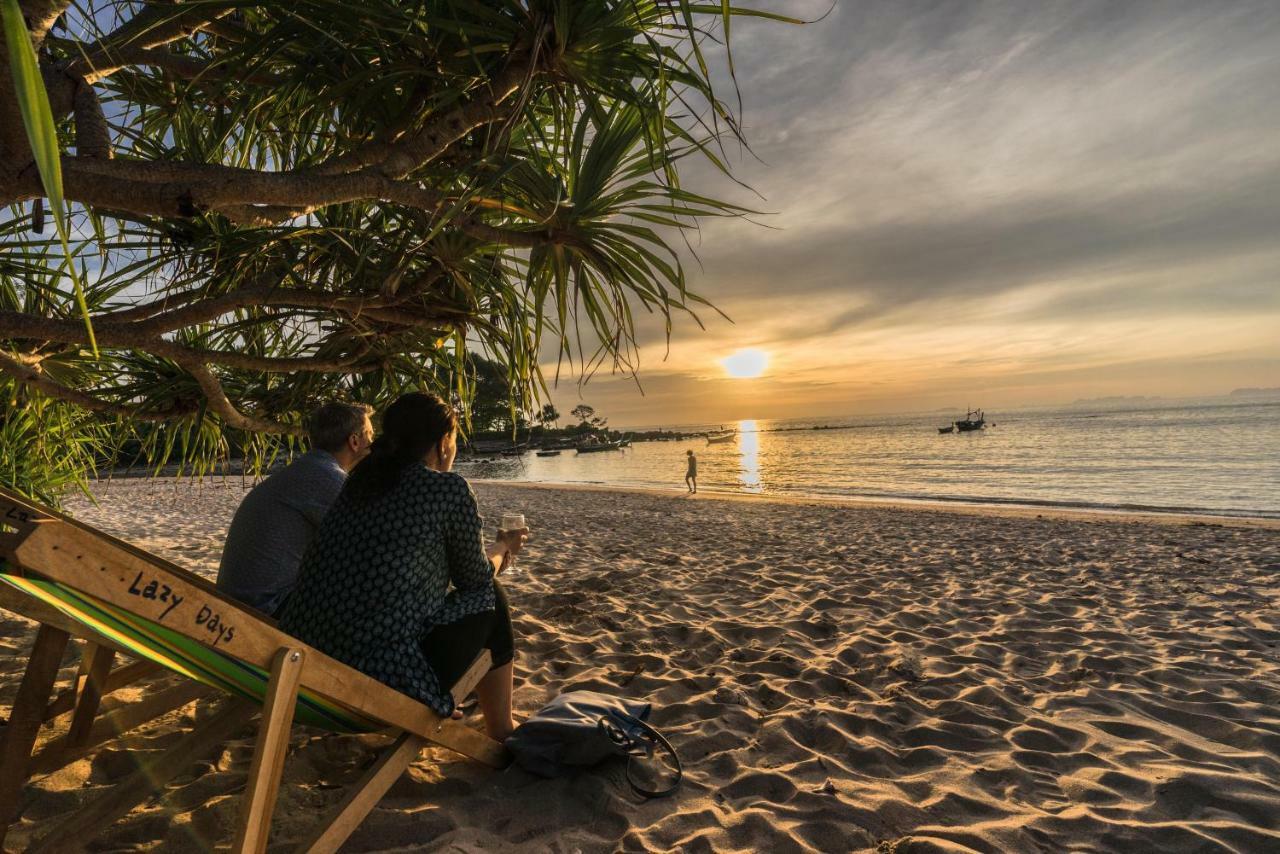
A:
[{"xmin": 344, "ymin": 392, "xmax": 457, "ymax": 502}]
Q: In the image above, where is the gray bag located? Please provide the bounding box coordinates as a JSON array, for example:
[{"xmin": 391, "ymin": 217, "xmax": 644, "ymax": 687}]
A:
[{"xmin": 504, "ymin": 690, "xmax": 682, "ymax": 798}]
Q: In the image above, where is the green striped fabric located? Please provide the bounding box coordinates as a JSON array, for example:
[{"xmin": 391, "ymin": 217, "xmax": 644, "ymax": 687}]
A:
[{"xmin": 0, "ymin": 570, "xmax": 375, "ymax": 732}]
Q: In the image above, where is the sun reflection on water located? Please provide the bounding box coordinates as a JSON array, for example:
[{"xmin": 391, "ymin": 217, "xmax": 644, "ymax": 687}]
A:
[{"xmin": 737, "ymin": 419, "xmax": 762, "ymax": 492}]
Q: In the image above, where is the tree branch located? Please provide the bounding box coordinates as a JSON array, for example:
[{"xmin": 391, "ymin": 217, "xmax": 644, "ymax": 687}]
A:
[
  {"xmin": 311, "ymin": 59, "xmax": 533, "ymax": 179},
  {"xmin": 60, "ymin": 4, "xmax": 232, "ymax": 82},
  {"xmin": 71, "ymin": 76, "xmax": 110, "ymax": 158},
  {"xmin": 48, "ymin": 37, "xmax": 283, "ymax": 87},
  {"xmin": 0, "ymin": 348, "xmax": 195, "ymax": 421},
  {"xmin": 177, "ymin": 359, "xmax": 301, "ymax": 435},
  {"xmin": 6, "ymin": 154, "xmax": 583, "ymax": 251},
  {"xmin": 19, "ymin": 0, "xmax": 71, "ymax": 45},
  {"xmin": 48, "ymin": 156, "xmax": 454, "ymax": 220}
]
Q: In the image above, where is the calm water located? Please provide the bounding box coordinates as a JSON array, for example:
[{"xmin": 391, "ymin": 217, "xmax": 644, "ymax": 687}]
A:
[{"xmin": 457, "ymin": 400, "xmax": 1280, "ymax": 518}]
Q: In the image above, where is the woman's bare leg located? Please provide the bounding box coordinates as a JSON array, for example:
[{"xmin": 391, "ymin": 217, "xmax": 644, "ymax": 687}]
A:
[{"xmin": 475, "ymin": 661, "xmax": 515, "ymax": 740}]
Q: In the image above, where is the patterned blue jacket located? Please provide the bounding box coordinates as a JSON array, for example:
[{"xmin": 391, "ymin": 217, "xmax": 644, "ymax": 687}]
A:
[{"xmin": 280, "ymin": 465, "xmax": 496, "ymax": 715}]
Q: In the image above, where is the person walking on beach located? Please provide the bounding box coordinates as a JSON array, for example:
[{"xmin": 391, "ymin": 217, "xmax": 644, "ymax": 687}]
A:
[
  {"xmin": 685, "ymin": 449, "xmax": 698, "ymax": 494},
  {"xmin": 217, "ymin": 401, "xmax": 373, "ymax": 617}
]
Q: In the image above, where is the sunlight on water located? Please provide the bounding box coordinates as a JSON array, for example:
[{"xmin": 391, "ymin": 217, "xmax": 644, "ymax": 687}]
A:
[
  {"xmin": 456, "ymin": 400, "xmax": 1280, "ymax": 517},
  {"xmin": 737, "ymin": 420, "xmax": 762, "ymax": 492}
]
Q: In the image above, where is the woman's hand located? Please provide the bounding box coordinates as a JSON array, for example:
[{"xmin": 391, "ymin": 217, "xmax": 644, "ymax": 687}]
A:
[
  {"xmin": 485, "ymin": 540, "xmax": 510, "ymax": 574},
  {"xmin": 487, "ymin": 529, "xmax": 529, "ymax": 574},
  {"xmin": 499, "ymin": 528, "xmax": 530, "ymax": 557}
]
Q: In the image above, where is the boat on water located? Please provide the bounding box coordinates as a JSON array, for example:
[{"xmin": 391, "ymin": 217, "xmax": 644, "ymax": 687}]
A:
[
  {"xmin": 706, "ymin": 426, "xmax": 736, "ymax": 444},
  {"xmin": 938, "ymin": 425, "xmax": 954, "ymax": 434},
  {"xmin": 535, "ymin": 450, "xmax": 561, "ymax": 457},
  {"xmin": 576, "ymin": 441, "xmax": 623, "ymax": 453},
  {"xmin": 953, "ymin": 408, "xmax": 986, "ymax": 432}
]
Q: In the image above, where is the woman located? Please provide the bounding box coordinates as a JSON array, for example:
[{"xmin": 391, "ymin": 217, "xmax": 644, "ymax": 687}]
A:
[{"xmin": 280, "ymin": 392, "xmax": 523, "ymax": 740}]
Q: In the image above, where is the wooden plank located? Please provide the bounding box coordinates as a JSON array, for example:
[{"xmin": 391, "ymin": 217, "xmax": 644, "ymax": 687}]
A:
[
  {"xmin": 27, "ymin": 681, "xmax": 208, "ymax": 777},
  {"xmin": 99, "ymin": 658, "xmax": 160, "ymax": 695},
  {"xmin": 233, "ymin": 647, "xmax": 305, "ymax": 854},
  {"xmin": 44, "ymin": 659, "xmax": 161, "ymax": 722},
  {"xmin": 296, "ymin": 650, "xmax": 496, "ymax": 850},
  {"xmin": 11, "ymin": 521, "xmax": 508, "ymax": 767},
  {"xmin": 450, "ymin": 651, "xmax": 493, "ymax": 705},
  {"xmin": 28, "ymin": 699, "xmax": 257, "ymax": 854},
  {"xmin": 296, "ymin": 732, "xmax": 426, "ymax": 854},
  {"xmin": 0, "ymin": 489, "xmax": 44, "ymax": 546},
  {"xmin": 294, "ymin": 651, "xmax": 496, "ymax": 854},
  {"xmin": 65, "ymin": 640, "xmax": 103, "ymax": 714},
  {"xmin": 65, "ymin": 643, "xmax": 116, "ymax": 747},
  {"xmin": 0, "ymin": 486, "xmax": 227, "ymax": 602},
  {"xmin": 0, "ymin": 625, "xmax": 70, "ymax": 849}
]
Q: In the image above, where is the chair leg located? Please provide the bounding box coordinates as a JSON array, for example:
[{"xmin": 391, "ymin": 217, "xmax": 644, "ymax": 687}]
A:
[
  {"xmin": 233, "ymin": 647, "xmax": 305, "ymax": 854},
  {"xmin": 28, "ymin": 698, "xmax": 257, "ymax": 854},
  {"xmin": 65, "ymin": 642, "xmax": 115, "ymax": 747},
  {"xmin": 295, "ymin": 732, "xmax": 427, "ymax": 854},
  {"xmin": 295, "ymin": 649, "xmax": 498, "ymax": 853},
  {"xmin": 28, "ymin": 681, "xmax": 209, "ymax": 778},
  {"xmin": 0, "ymin": 624, "xmax": 70, "ymax": 848},
  {"xmin": 44, "ymin": 658, "xmax": 160, "ymax": 722}
]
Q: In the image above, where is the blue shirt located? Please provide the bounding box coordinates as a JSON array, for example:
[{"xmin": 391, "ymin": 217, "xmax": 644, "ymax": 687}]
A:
[{"xmin": 217, "ymin": 450, "xmax": 346, "ymax": 615}]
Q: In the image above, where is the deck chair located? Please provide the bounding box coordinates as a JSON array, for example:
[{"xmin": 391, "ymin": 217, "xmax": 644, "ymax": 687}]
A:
[{"xmin": 0, "ymin": 486, "xmax": 508, "ymax": 852}]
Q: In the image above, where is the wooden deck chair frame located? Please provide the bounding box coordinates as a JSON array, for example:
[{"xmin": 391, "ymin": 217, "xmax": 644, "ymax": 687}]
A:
[
  {"xmin": 0, "ymin": 486, "xmax": 508, "ymax": 852},
  {"xmin": 0, "ymin": 489, "xmax": 228, "ymax": 788}
]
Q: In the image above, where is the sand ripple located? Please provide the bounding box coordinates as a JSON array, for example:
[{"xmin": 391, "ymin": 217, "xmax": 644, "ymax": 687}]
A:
[{"xmin": 0, "ymin": 479, "xmax": 1276, "ymax": 852}]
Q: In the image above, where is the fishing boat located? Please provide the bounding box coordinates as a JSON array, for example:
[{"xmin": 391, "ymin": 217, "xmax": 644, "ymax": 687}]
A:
[
  {"xmin": 576, "ymin": 441, "xmax": 623, "ymax": 453},
  {"xmin": 953, "ymin": 408, "xmax": 986, "ymax": 432},
  {"xmin": 937, "ymin": 425, "xmax": 954, "ymax": 434},
  {"xmin": 535, "ymin": 450, "xmax": 561, "ymax": 457},
  {"xmin": 706, "ymin": 426, "xmax": 736, "ymax": 444}
]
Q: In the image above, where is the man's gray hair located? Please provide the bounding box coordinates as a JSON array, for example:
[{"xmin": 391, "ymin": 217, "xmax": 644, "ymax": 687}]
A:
[{"xmin": 306, "ymin": 402, "xmax": 373, "ymax": 453}]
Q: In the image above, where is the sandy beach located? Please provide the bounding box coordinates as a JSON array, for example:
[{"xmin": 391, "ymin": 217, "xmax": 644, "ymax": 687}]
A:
[{"xmin": 2, "ymin": 478, "xmax": 1279, "ymax": 852}]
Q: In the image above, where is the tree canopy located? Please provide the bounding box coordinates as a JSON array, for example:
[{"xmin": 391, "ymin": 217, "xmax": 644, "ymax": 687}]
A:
[{"xmin": 0, "ymin": 1, "xmax": 798, "ymax": 500}]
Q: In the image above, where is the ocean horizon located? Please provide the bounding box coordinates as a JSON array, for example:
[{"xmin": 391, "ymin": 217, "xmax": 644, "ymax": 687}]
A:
[{"xmin": 457, "ymin": 397, "xmax": 1280, "ymax": 519}]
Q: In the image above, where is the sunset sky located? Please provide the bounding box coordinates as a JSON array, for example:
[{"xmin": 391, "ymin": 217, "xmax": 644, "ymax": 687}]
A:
[{"xmin": 545, "ymin": 0, "xmax": 1280, "ymax": 428}]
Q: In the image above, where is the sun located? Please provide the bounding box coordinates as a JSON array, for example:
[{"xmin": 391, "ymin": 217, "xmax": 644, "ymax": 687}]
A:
[{"xmin": 721, "ymin": 348, "xmax": 769, "ymax": 379}]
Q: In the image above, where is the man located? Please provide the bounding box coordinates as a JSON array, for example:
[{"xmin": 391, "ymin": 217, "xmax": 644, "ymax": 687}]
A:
[
  {"xmin": 217, "ymin": 402, "xmax": 374, "ymax": 617},
  {"xmin": 685, "ymin": 449, "xmax": 698, "ymax": 494}
]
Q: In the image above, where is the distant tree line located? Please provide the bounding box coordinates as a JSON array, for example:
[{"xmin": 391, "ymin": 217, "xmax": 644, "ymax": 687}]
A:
[{"xmin": 467, "ymin": 356, "xmax": 615, "ymax": 442}]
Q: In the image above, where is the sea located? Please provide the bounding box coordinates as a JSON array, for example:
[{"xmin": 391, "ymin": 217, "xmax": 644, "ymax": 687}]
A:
[{"xmin": 456, "ymin": 398, "xmax": 1280, "ymax": 519}]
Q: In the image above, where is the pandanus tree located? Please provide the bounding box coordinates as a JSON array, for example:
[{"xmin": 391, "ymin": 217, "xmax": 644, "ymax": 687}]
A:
[{"xmin": 0, "ymin": 1, "xmax": 796, "ymax": 501}]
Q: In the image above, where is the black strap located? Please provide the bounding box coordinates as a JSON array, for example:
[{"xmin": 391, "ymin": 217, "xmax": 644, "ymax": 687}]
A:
[{"xmin": 598, "ymin": 716, "xmax": 682, "ymax": 798}]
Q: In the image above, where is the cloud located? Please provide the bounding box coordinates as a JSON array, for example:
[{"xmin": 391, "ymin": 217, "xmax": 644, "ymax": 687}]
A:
[{"xmin": 549, "ymin": 1, "xmax": 1280, "ymax": 421}]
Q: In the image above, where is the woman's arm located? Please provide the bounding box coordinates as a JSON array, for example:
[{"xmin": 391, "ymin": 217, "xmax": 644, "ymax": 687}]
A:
[
  {"xmin": 443, "ymin": 477, "xmax": 500, "ymax": 590},
  {"xmin": 485, "ymin": 540, "xmax": 509, "ymax": 574}
]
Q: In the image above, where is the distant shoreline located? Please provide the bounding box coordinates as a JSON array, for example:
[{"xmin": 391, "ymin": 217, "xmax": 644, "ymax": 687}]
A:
[
  {"xmin": 467, "ymin": 478, "xmax": 1280, "ymax": 527},
  {"xmin": 90, "ymin": 467, "xmax": 1280, "ymax": 524}
]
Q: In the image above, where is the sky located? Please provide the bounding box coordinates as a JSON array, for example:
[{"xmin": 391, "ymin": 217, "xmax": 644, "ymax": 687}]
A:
[{"xmin": 544, "ymin": 0, "xmax": 1280, "ymax": 429}]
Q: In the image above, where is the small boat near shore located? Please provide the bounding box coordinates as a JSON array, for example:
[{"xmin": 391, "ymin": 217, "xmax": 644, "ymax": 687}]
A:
[
  {"xmin": 938, "ymin": 425, "xmax": 954, "ymax": 434},
  {"xmin": 576, "ymin": 441, "xmax": 624, "ymax": 453},
  {"xmin": 535, "ymin": 450, "xmax": 561, "ymax": 457},
  {"xmin": 706, "ymin": 429, "xmax": 736, "ymax": 444}
]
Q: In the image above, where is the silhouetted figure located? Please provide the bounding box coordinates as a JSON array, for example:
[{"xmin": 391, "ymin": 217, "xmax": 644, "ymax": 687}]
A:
[{"xmin": 685, "ymin": 450, "xmax": 698, "ymax": 494}]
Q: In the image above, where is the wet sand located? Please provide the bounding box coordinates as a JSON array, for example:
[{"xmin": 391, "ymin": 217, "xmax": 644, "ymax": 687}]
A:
[{"xmin": 2, "ymin": 478, "xmax": 1278, "ymax": 852}]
